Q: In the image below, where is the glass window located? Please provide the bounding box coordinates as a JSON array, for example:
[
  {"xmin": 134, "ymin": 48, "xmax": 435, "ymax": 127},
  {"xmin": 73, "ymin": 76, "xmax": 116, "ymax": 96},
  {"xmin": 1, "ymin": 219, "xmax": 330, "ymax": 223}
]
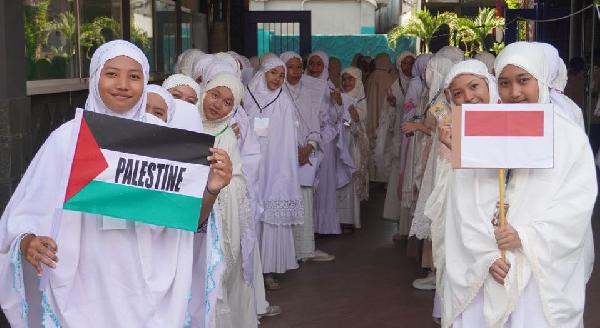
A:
[
  {"xmin": 79, "ymin": 0, "xmax": 122, "ymax": 76},
  {"xmin": 181, "ymin": 10, "xmax": 192, "ymax": 53},
  {"xmin": 154, "ymin": 0, "xmax": 176, "ymax": 74},
  {"xmin": 24, "ymin": 0, "xmax": 78, "ymax": 80},
  {"xmin": 131, "ymin": 0, "xmax": 155, "ymax": 72}
]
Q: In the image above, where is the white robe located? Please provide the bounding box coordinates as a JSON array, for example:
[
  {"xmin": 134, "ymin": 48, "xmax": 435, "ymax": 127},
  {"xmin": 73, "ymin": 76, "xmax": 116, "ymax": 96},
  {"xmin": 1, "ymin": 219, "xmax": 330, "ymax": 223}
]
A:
[
  {"xmin": 0, "ymin": 119, "xmax": 194, "ymax": 328},
  {"xmin": 442, "ymin": 111, "xmax": 596, "ymax": 328}
]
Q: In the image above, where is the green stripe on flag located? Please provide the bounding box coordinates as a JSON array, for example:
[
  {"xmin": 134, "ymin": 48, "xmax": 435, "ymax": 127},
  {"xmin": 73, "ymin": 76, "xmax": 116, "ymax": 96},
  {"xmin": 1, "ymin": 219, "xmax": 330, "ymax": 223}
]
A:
[{"xmin": 64, "ymin": 180, "xmax": 202, "ymax": 231}]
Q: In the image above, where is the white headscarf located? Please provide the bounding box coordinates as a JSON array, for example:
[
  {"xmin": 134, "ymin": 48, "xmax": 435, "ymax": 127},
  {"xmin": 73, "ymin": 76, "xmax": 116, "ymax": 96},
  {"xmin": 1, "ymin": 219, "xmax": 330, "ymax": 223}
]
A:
[
  {"xmin": 425, "ymin": 55, "xmax": 454, "ymax": 103},
  {"xmin": 247, "ymin": 57, "xmax": 287, "ymax": 106},
  {"xmin": 85, "ymin": 40, "xmax": 150, "ymax": 121},
  {"xmin": 147, "ymin": 84, "xmax": 176, "ymax": 123},
  {"xmin": 305, "ymin": 51, "xmax": 329, "ymax": 80},
  {"xmin": 396, "ymin": 51, "xmax": 416, "ymax": 91},
  {"xmin": 436, "ymin": 46, "xmax": 464, "ymax": 64},
  {"xmin": 192, "ymin": 54, "xmax": 216, "ymax": 82},
  {"xmin": 495, "ymin": 41, "xmax": 584, "ymax": 129},
  {"xmin": 443, "ymin": 59, "xmax": 499, "ymax": 105},
  {"xmin": 202, "ymin": 60, "xmax": 240, "ymax": 89},
  {"xmin": 280, "ymin": 51, "xmax": 303, "ymax": 67},
  {"xmin": 229, "ymin": 51, "xmax": 254, "ymax": 85},
  {"xmin": 473, "ymin": 51, "xmax": 496, "ymax": 74},
  {"xmin": 214, "ymin": 52, "xmax": 242, "ymax": 76},
  {"xmin": 260, "ymin": 52, "xmax": 278, "ymax": 64},
  {"xmin": 341, "ymin": 67, "xmax": 365, "ymax": 100},
  {"xmin": 175, "ymin": 49, "xmax": 205, "ymax": 77},
  {"xmin": 162, "ymin": 73, "xmax": 202, "ymax": 101},
  {"xmin": 199, "ymin": 73, "xmax": 244, "ymax": 135},
  {"xmin": 404, "ymin": 53, "xmax": 432, "ymax": 109}
]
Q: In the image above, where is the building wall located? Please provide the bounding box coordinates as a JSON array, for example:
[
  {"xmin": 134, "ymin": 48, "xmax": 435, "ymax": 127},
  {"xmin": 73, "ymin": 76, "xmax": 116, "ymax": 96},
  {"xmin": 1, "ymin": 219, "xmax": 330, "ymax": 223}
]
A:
[{"xmin": 250, "ymin": 0, "xmax": 376, "ymax": 35}]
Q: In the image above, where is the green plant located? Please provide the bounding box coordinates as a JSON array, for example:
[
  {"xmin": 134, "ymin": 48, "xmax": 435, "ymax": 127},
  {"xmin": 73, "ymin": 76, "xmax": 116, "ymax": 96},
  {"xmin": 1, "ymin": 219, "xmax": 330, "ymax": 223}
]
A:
[
  {"xmin": 80, "ymin": 17, "xmax": 122, "ymax": 58},
  {"xmin": 491, "ymin": 41, "xmax": 506, "ymax": 55},
  {"xmin": 131, "ymin": 23, "xmax": 151, "ymax": 53},
  {"xmin": 47, "ymin": 12, "xmax": 77, "ymax": 58},
  {"xmin": 470, "ymin": 8, "xmax": 505, "ymax": 52},
  {"xmin": 448, "ymin": 17, "xmax": 475, "ymax": 52},
  {"xmin": 505, "ymin": 0, "xmax": 521, "ymax": 9},
  {"xmin": 23, "ymin": 0, "xmax": 53, "ymax": 61},
  {"xmin": 388, "ymin": 8, "xmax": 456, "ymax": 52}
]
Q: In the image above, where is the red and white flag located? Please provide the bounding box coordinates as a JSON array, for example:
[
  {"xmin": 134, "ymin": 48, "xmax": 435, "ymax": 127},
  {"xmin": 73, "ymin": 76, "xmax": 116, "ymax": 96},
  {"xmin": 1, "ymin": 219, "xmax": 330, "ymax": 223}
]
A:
[{"xmin": 452, "ymin": 104, "xmax": 554, "ymax": 169}]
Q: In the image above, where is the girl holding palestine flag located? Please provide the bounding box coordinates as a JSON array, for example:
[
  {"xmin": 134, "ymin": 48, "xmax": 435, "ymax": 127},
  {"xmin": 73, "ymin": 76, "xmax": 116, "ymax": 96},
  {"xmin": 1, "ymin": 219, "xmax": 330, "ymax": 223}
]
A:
[
  {"xmin": 442, "ymin": 42, "xmax": 596, "ymax": 327},
  {"xmin": 0, "ymin": 40, "xmax": 233, "ymax": 327}
]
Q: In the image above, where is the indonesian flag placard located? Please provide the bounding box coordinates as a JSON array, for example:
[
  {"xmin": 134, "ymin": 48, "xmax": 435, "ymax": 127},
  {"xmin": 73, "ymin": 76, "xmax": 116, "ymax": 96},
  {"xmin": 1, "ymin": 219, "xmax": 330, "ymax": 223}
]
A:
[
  {"xmin": 63, "ymin": 109, "xmax": 215, "ymax": 231},
  {"xmin": 452, "ymin": 104, "xmax": 554, "ymax": 169}
]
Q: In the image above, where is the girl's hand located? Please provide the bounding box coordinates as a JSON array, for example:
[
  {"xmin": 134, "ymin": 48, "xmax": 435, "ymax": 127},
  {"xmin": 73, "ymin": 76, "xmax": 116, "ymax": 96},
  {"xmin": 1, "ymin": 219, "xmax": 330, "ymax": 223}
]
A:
[
  {"xmin": 206, "ymin": 148, "xmax": 233, "ymax": 193},
  {"xmin": 495, "ymin": 224, "xmax": 522, "ymax": 251},
  {"xmin": 20, "ymin": 234, "xmax": 58, "ymax": 275},
  {"xmin": 439, "ymin": 124, "xmax": 452, "ymax": 149},
  {"xmin": 489, "ymin": 258, "xmax": 510, "ymax": 285}
]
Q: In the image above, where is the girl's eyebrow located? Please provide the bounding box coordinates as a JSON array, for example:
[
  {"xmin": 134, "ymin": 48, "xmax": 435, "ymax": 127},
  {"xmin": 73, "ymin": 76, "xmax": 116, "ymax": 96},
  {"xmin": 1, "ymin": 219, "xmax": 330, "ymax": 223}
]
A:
[{"xmin": 466, "ymin": 78, "xmax": 480, "ymax": 87}]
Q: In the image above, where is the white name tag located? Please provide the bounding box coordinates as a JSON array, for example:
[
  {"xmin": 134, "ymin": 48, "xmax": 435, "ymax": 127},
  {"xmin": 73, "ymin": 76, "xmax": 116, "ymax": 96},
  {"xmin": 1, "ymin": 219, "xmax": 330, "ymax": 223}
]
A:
[{"xmin": 254, "ymin": 117, "xmax": 270, "ymax": 137}]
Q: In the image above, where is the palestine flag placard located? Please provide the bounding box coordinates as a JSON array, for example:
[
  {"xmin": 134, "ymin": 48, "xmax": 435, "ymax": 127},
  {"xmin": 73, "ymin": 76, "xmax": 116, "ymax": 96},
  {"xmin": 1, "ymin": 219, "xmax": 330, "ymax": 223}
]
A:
[{"xmin": 63, "ymin": 109, "xmax": 215, "ymax": 231}]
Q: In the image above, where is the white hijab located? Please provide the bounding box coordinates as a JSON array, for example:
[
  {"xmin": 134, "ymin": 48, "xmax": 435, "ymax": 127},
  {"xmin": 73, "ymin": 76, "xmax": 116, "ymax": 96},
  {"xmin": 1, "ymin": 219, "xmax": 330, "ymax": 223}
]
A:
[
  {"xmin": 198, "ymin": 74, "xmax": 244, "ymax": 134},
  {"xmin": 191, "ymin": 54, "xmax": 216, "ymax": 82},
  {"xmin": 147, "ymin": 84, "xmax": 176, "ymax": 123},
  {"xmin": 202, "ymin": 59, "xmax": 240, "ymax": 89},
  {"xmin": 162, "ymin": 73, "xmax": 202, "ymax": 102},
  {"xmin": 495, "ymin": 42, "xmax": 584, "ymax": 129},
  {"xmin": 305, "ymin": 51, "xmax": 329, "ymax": 81},
  {"xmin": 341, "ymin": 67, "xmax": 366, "ymax": 101},
  {"xmin": 473, "ymin": 51, "xmax": 495, "ymax": 74},
  {"xmin": 175, "ymin": 49, "xmax": 205, "ymax": 77},
  {"xmin": 247, "ymin": 57, "xmax": 287, "ymax": 106},
  {"xmin": 396, "ymin": 51, "xmax": 416, "ymax": 92},
  {"xmin": 436, "ymin": 46, "xmax": 464, "ymax": 64},
  {"xmin": 443, "ymin": 59, "xmax": 499, "ymax": 105},
  {"xmin": 425, "ymin": 55, "xmax": 455, "ymax": 104},
  {"xmin": 85, "ymin": 40, "xmax": 150, "ymax": 121}
]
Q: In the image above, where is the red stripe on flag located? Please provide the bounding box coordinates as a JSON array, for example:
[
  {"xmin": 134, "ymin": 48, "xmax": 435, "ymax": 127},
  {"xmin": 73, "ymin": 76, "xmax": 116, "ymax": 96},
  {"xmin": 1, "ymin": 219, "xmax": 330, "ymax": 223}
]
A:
[
  {"xmin": 464, "ymin": 111, "xmax": 544, "ymax": 137},
  {"xmin": 64, "ymin": 117, "xmax": 109, "ymax": 203}
]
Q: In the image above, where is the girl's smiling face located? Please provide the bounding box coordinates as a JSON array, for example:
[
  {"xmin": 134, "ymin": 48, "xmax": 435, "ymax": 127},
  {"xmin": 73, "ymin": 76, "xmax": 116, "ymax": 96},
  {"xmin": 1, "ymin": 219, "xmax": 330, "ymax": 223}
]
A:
[
  {"xmin": 98, "ymin": 55, "xmax": 144, "ymax": 113},
  {"xmin": 497, "ymin": 64, "xmax": 540, "ymax": 103},
  {"xmin": 448, "ymin": 74, "xmax": 490, "ymax": 105}
]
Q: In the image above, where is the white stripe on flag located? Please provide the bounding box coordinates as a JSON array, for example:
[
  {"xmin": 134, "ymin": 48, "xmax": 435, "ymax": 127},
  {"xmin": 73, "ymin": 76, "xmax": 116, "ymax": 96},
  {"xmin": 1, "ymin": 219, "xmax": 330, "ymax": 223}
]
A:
[{"xmin": 96, "ymin": 149, "xmax": 209, "ymax": 198}]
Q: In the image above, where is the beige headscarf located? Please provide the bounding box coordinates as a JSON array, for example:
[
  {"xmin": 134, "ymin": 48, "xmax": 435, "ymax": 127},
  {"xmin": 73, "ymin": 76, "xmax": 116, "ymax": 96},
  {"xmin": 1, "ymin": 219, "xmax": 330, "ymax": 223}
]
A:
[{"xmin": 365, "ymin": 53, "xmax": 399, "ymax": 141}]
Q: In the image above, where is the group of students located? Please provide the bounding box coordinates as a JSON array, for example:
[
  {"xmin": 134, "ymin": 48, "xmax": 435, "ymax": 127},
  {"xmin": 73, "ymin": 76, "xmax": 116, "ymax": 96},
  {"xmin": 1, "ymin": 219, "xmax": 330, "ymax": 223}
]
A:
[
  {"xmin": 0, "ymin": 38, "xmax": 596, "ymax": 328},
  {"xmin": 0, "ymin": 39, "xmax": 372, "ymax": 327},
  {"xmin": 367, "ymin": 42, "xmax": 595, "ymax": 327}
]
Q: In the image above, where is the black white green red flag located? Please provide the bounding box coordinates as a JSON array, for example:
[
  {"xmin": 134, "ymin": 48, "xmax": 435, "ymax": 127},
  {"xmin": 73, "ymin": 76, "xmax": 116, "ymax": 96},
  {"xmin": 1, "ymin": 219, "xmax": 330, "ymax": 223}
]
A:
[{"xmin": 63, "ymin": 109, "xmax": 214, "ymax": 231}]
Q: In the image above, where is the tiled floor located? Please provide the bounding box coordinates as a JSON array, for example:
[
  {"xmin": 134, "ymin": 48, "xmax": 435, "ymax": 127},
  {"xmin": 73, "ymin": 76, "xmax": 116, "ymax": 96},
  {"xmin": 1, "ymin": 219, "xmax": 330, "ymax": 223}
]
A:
[{"xmin": 260, "ymin": 186, "xmax": 600, "ymax": 328}]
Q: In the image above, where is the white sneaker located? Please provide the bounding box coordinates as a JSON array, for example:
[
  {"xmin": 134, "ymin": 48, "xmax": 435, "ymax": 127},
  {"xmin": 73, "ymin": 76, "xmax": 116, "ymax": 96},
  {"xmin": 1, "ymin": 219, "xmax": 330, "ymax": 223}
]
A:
[
  {"xmin": 311, "ymin": 249, "xmax": 335, "ymax": 262},
  {"xmin": 259, "ymin": 305, "xmax": 282, "ymax": 318},
  {"xmin": 412, "ymin": 272, "xmax": 436, "ymax": 290}
]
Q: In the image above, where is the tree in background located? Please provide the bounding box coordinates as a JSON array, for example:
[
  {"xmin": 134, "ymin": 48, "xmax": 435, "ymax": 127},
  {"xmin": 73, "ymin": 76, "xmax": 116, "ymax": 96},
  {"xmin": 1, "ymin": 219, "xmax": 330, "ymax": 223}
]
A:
[
  {"xmin": 389, "ymin": 7, "xmax": 505, "ymax": 56},
  {"xmin": 387, "ymin": 8, "xmax": 456, "ymax": 53}
]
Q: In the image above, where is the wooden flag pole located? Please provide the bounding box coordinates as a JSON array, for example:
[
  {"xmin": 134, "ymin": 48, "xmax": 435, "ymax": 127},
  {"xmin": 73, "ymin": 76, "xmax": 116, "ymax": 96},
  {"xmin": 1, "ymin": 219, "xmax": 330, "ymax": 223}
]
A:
[{"xmin": 498, "ymin": 168, "xmax": 507, "ymax": 262}]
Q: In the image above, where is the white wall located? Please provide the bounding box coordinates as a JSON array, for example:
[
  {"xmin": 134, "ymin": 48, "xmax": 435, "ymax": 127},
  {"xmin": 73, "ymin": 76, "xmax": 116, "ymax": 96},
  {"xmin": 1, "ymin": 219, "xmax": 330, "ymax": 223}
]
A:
[{"xmin": 250, "ymin": 0, "xmax": 376, "ymax": 35}]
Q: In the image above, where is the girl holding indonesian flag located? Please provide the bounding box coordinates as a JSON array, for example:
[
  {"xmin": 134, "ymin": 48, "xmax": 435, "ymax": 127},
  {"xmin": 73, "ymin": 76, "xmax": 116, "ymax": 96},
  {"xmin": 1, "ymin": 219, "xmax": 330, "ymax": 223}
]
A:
[
  {"xmin": 442, "ymin": 42, "xmax": 596, "ymax": 328},
  {"xmin": 0, "ymin": 40, "xmax": 233, "ymax": 327}
]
